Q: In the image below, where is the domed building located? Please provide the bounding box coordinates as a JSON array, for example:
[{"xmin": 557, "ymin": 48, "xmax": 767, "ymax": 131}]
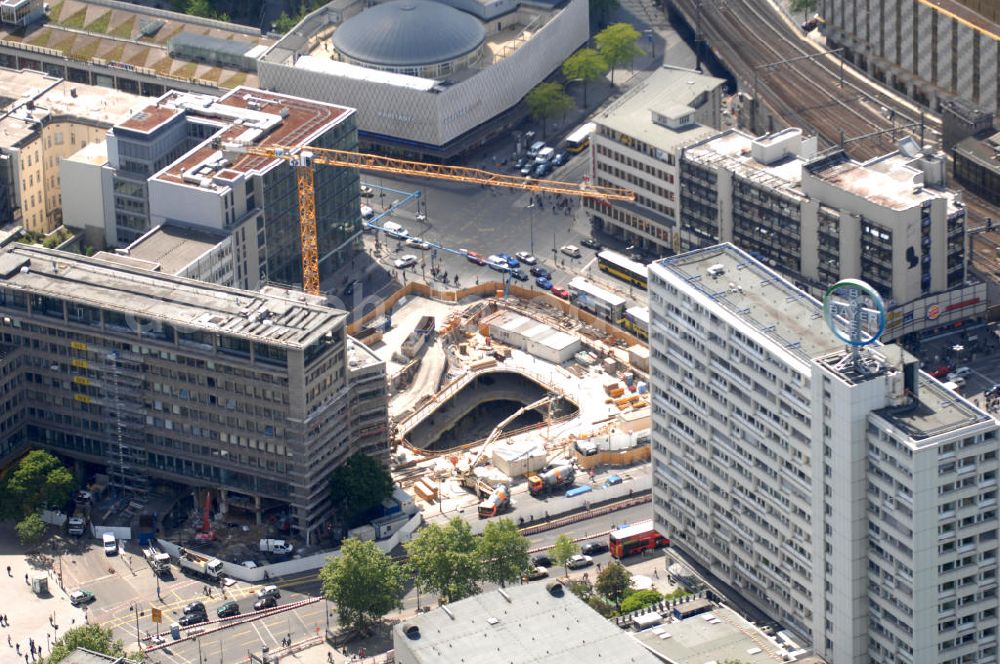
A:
[{"xmin": 331, "ymin": 0, "xmax": 486, "ymax": 78}]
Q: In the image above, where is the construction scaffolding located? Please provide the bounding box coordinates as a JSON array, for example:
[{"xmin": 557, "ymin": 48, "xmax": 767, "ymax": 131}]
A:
[{"xmin": 104, "ymin": 350, "xmax": 150, "ymax": 498}]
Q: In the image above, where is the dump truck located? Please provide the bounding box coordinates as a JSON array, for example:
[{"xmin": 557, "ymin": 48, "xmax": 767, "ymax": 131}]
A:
[
  {"xmin": 177, "ymin": 548, "xmax": 224, "ymax": 581},
  {"xmin": 143, "ymin": 544, "xmax": 171, "ymax": 576},
  {"xmin": 478, "ymin": 484, "xmax": 510, "ymax": 519},
  {"xmin": 528, "ymin": 465, "xmax": 575, "ymax": 497}
]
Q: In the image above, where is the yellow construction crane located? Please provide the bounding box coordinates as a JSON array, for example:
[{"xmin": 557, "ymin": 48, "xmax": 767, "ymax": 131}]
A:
[{"xmin": 221, "ymin": 142, "xmax": 635, "ymax": 295}]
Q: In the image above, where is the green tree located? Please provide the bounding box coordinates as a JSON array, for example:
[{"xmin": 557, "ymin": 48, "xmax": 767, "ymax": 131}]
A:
[
  {"xmin": 319, "ymin": 538, "xmax": 404, "ymax": 633},
  {"xmin": 477, "ymin": 518, "xmax": 530, "ymax": 587},
  {"xmin": 1, "ymin": 450, "xmax": 76, "ymax": 519},
  {"xmin": 548, "ymin": 534, "xmax": 579, "ymax": 577},
  {"xmin": 789, "ymin": 0, "xmax": 817, "ymax": 17},
  {"xmin": 273, "ymin": 10, "xmax": 298, "ymax": 33},
  {"xmin": 46, "ymin": 625, "xmax": 129, "ymax": 664},
  {"xmin": 525, "ymin": 82, "xmax": 574, "ymax": 139},
  {"xmin": 619, "ymin": 588, "xmax": 662, "ymax": 614},
  {"xmin": 595, "ymin": 561, "xmax": 632, "ymax": 606},
  {"xmin": 405, "ymin": 517, "xmax": 481, "ymax": 602},
  {"xmin": 589, "ymin": 0, "xmax": 619, "ymax": 26},
  {"xmin": 562, "ymin": 48, "xmax": 608, "ymax": 107},
  {"xmin": 15, "ymin": 513, "xmax": 47, "ymax": 547},
  {"xmin": 595, "ymin": 23, "xmax": 644, "ymax": 85},
  {"xmin": 329, "ymin": 454, "xmax": 394, "ymax": 528},
  {"xmin": 183, "ymin": 0, "xmax": 228, "ymax": 21}
]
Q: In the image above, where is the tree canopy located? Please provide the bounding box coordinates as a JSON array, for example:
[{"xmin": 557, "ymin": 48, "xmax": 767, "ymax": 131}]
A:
[
  {"xmin": 595, "ymin": 23, "xmax": 644, "ymax": 84},
  {"xmin": 476, "ymin": 518, "xmax": 530, "ymax": 587},
  {"xmin": 0, "ymin": 449, "xmax": 76, "ymax": 520},
  {"xmin": 405, "ymin": 517, "xmax": 481, "ymax": 602},
  {"xmin": 526, "ymin": 83, "xmax": 575, "ymax": 138},
  {"xmin": 16, "ymin": 512, "xmax": 47, "ymax": 547},
  {"xmin": 789, "ymin": 0, "xmax": 817, "ymax": 16},
  {"xmin": 182, "ymin": 0, "xmax": 229, "ymax": 21},
  {"xmin": 595, "ymin": 561, "xmax": 632, "ymax": 606},
  {"xmin": 46, "ymin": 625, "xmax": 132, "ymax": 664},
  {"xmin": 320, "ymin": 538, "xmax": 404, "ymax": 632},
  {"xmin": 548, "ymin": 534, "xmax": 579, "ymax": 577},
  {"xmin": 562, "ymin": 48, "xmax": 608, "ymax": 107},
  {"xmin": 329, "ymin": 453, "xmax": 394, "ymax": 528}
]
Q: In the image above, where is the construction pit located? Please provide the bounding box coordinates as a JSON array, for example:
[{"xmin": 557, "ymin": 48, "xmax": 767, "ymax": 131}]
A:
[{"xmin": 360, "ymin": 291, "xmax": 654, "ymax": 526}]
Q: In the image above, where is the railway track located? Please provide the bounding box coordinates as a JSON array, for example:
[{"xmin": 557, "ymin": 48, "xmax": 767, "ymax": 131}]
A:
[{"xmin": 670, "ymin": 0, "xmax": 939, "ymax": 161}]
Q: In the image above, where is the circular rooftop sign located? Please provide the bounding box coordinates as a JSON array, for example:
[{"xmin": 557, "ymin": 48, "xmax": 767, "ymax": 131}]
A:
[{"xmin": 822, "ymin": 278, "xmax": 886, "ymax": 347}]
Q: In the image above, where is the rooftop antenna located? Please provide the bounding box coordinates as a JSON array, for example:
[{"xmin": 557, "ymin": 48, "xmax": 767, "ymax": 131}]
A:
[{"xmin": 822, "ymin": 278, "xmax": 886, "ymax": 374}]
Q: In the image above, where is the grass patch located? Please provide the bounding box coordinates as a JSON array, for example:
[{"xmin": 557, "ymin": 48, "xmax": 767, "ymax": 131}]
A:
[
  {"xmin": 25, "ymin": 30, "xmax": 51, "ymax": 47},
  {"xmin": 126, "ymin": 48, "xmax": 150, "ymax": 66},
  {"xmin": 200, "ymin": 66, "xmax": 222, "ymax": 82},
  {"xmin": 84, "ymin": 10, "xmax": 111, "ymax": 34},
  {"xmin": 102, "ymin": 42, "xmax": 125, "ymax": 62},
  {"xmin": 50, "ymin": 34, "xmax": 78, "ymax": 55},
  {"xmin": 47, "ymin": 0, "xmax": 64, "ymax": 21},
  {"xmin": 60, "ymin": 7, "xmax": 88, "ymax": 29},
  {"xmin": 70, "ymin": 38, "xmax": 100, "ymax": 61},
  {"xmin": 219, "ymin": 71, "xmax": 247, "ymax": 88},
  {"xmin": 172, "ymin": 61, "xmax": 197, "ymax": 79},
  {"xmin": 150, "ymin": 57, "xmax": 174, "ymax": 75},
  {"xmin": 108, "ymin": 16, "xmax": 135, "ymax": 39}
]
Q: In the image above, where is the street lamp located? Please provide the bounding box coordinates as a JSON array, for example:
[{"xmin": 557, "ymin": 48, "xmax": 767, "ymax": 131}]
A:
[
  {"xmin": 527, "ymin": 201, "xmax": 536, "ymax": 255},
  {"xmin": 129, "ymin": 605, "xmax": 141, "ymax": 649}
]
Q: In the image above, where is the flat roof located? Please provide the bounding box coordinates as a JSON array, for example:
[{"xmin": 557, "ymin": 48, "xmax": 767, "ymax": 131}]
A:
[
  {"xmin": 684, "ymin": 128, "xmax": 805, "ymax": 195},
  {"xmin": 64, "ymin": 140, "xmax": 110, "ymax": 167},
  {"xmin": 632, "ymin": 604, "xmax": 791, "ymax": 664},
  {"xmin": 873, "ymin": 374, "xmax": 994, "ymax": 444},
  {"xmin": 0, "ymin": 67, "xmax": 143, "ymax": 148},
  {"xmin": 126, "ymin": 224, "xmax": 228, "ymax": 275},
  {"xmin": 392, "ymin": 582, "xmax": 661, "ymax": 664},
  {"xmin": 0, "ymin": 0, "xmax": 271, "ymax": 90},
  {"xmin": 954, "ymin": 131, "xmax": 1000, "ymax": 173},
  {"xmin": 294, "ymin": 56, "xmax": 437, "ymax": 91},
  {"xmin": 652, "ymin": 244, "xmax": 841, "ymax": 364},
  {"xmin": 919, "ymin": 0, "xmax": 1000, "ymax": 39},
  {"xmin": 597, "ymin": 67, "xmax": 723, "ymax": 152},
  {"xmin": 0, "ymin": 245, "xmax": 346, "ymax": 349}
]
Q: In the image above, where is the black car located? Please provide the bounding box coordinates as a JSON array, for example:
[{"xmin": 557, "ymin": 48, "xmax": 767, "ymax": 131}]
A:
[
  {"xmin": 254, "ymin": 596, "xmax": 278, "ymax": 611},
  {"xmin": 183, "ymin": 601, "xmax": 206, "ymax": 616},
  {"xmin": 532, "ymin": 554, "xmax": 552, "ymax": 568},
  {"xmin": 216, "ymin": 601, "xmax": 240, "ymax": 619},
  {"xmin": 580, "ymin": 238, "xmax": 602, "ymax": 250},
  {"xmin": 529, "ymin": 266, "xmax": 551, "ymax": 279},
  {"xmin": 510, "ymin": 268, "xmax": 529, "ymax": 282},
  {"xmin": 581, "ymin": 541, "xmax": 609, "ymax": 556},
  {"xmin": 551, "ymin": 152, "xmax": 568, "ymax": 167},
  {"xmin": 178, "ymin": 611, "xmax": 207, "ymax": 627}
]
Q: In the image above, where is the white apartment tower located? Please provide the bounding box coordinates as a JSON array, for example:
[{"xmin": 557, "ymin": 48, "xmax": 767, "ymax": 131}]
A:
[{"xmin": 649, "ymin": 243, "xmax": 999, "ymax": 664}]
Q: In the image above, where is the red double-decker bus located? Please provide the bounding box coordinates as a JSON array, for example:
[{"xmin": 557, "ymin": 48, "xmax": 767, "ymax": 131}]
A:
[{"xmin": 608, "ymin": 520, "xmax": 669, "ymax": 559}]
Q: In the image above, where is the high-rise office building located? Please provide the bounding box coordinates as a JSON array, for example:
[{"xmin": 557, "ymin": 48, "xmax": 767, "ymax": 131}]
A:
[
  {"xmin": 649, "ymin": 243, "xmax": 999, "ymax": 664},
  {"xmin": 0, "ymin": 242, "xmax": 387, "ymax": 542}
]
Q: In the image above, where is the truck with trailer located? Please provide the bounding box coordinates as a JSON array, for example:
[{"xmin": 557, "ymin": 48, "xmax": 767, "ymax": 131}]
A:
[
  {"xmin": 478, "ymin": 484, "xmax": 510, "ymax": 519},
  {"xmin": 143, "ymin": 544, "xmax": 171, "ymax": 576},
  {"xmin": 528, "ymin": 465, "xmax": 575, "ymax": 497},
  {"xmin": 177, "ymin": 548, "xmax": 224, "ymax": 581}
]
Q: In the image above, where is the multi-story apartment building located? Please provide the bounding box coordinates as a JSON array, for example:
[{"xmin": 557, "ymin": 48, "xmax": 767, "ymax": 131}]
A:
[
  {"xmin": 62, "ymin": 87, "xmax": 362, "ymax": 289},
  {"xmin": 0, "ymin": 242, "xmax": 387, "ymax": 542},
  {"xmin": 820, "ymin": 0, "xmax": 1000, "ymax": 115},
  {"xmin": 679, "ymin": 127, "xmax": 984, "ymax": 340},
  {"xmin": 649, "ymin": 243, "xmax": 999, "ymax": 664},
  {"xmin": 585, "ymin": 66, "xmax": 724, "ymax": 256},
  {"xmin": 0, "ymin": 67, "xmax": 143, "ymax": 233}
]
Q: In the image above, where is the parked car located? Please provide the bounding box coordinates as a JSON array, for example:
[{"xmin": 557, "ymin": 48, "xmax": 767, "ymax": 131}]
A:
[
  {"xmin": 566, "ymin": 554, "xmax": 594, "ymax": 570},
  {"xmin": 405, "ymin": 237, "xmax": 431, "ymax": 250},
  {"xmin": 551, "ymin": 286, "xmax": 570, "ymax": 299},
  {"xmin": 178, "ymin": 611, "xmax": 207, "ymax": 626},
  {"xmin": 535, "ymin": 276, "xmax": 553, "ymax": 290},
  {"xmin": 580, "ymin": 238, "xmax": 601, "ymax": 250},
  {"xmin": 520, "ymin": 162, "xmax": 535, "ymax": 176},
  {"xmin": 254, "ymin": 596, "xmax": 278, "ymax": 611},
  {"xmin": 603, "ymin": 474, "xmax": 623, "ymax": 487},
  {"xmin": 525, "ymin": 566, "xmax": 549, "ymax": 581},
  {"xmin": 69, "ymin": 590, "xmax": 95, "ymax": 606},
  {"xmin": 183, "ymin": 601, "xmax": 206, "ymax": 615},
  {"xmin": 551, "ymin": 152, "xmax": 568, "ymax": 167},
  {"xmin": 360, "ymin": 184, "xmax": 374, "ymax": 198},
  {"xmin": 487, "ymin": 255, "xmax": 509, "ymax": 272},
  {"xmin": 560, "ymin": 245, "xmax": 581, "ymax": 258},
  {"xmin": 581, "ymin": 541, "xmax": 609, "ymax": 556},
  {"xmin": 497, "ymin": 253, "xmax": 520, "ymax": 268},
  {"xmin": 257, "ymin": 585, "xmax": 281, "ymax": 600},
  {"xmin": 216, "ymin": 601, "xmax": 240, "ymax": 619},
  {"xmin": 466, "ymin": 250, "xmax": 487, "ymax": 266},
  {"xmin": 532, "ymin": 554, "xmax": 552, "ymax": 568},
  {"xmin": 510, "ymin": 268, "xmax": 529, "ymax": 282},
  {"xmin": 533, "ymin": 162, "xmax": 553, "ymax": 178},
  {"xmin": 515, "ymin": 251, "xmax": 537, "ymax": 265},
  {"xmin": 393, "ymin": 254, "xmax": 418, "ymax": 269},
  {"xmin": 102, "ymin": 532, "xmax": 117, "ymax": 556},
  {"xmin": 529, "ymin": 266, "xmax": 550, "ymax": 279},
  {"xmin": 928, "ymin": 365, "xmax": 952, "ymax": 379}
]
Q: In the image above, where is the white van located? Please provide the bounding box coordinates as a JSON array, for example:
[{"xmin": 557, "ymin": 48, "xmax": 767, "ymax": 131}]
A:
[
  {"xmin": 527, "ymin": 141, "xmax": 546, "ymax": 158},
  {"xmin": 382, "ymin": 221, "xmax": 409, "ymax": 239},
  {"xmin": 534, "ymin": 147, "xmax": 555, "ymax": 164},
  {"xmin": 102, "ymin": 532, "xmax": 118, "ymax": 556}
]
